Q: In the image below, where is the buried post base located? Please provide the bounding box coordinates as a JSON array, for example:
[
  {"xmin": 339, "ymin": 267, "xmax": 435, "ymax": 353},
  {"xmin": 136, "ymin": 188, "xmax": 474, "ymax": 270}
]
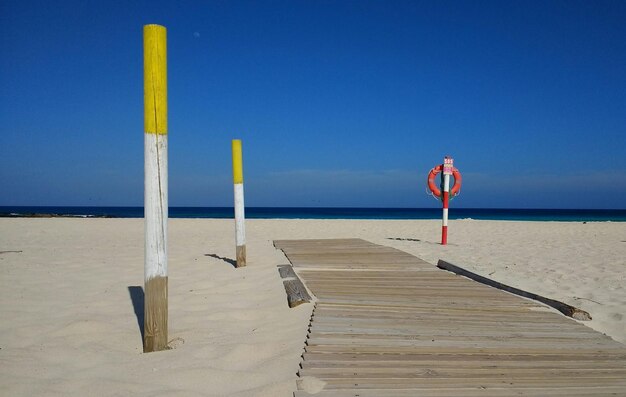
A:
[
  {"xmin": 236, "ymin": 245, "xmax": 246, "ymax": 267},
  {"xmin": 143, "ymin": 276, "xmax": 169, "ymax": 352}
]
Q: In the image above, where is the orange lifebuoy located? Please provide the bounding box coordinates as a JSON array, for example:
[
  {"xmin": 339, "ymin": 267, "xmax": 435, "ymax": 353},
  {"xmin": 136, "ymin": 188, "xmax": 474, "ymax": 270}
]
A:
[{"xmin": 427, "ymin": 165, "xmax": 462, "ymax": 199}]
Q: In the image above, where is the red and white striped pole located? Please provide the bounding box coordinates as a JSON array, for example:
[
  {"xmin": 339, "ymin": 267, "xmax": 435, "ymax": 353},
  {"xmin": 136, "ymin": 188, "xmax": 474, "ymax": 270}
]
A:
[{"xmin": 441, "ymin": 156, "xmax": 453, "ymax": 245}]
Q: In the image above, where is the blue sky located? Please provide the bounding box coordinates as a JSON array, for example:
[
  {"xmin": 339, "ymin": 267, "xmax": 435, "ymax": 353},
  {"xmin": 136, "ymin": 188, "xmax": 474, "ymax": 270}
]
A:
[{"xmin": 1, "ymin": 0, "xmax": 625, "ymax": 208}]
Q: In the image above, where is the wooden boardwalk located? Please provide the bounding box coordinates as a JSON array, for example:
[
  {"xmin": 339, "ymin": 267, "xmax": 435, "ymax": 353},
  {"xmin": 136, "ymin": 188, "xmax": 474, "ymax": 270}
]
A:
[{"xmin": 273, "ymin": 238, "xmax": 626, "ymax": 397}]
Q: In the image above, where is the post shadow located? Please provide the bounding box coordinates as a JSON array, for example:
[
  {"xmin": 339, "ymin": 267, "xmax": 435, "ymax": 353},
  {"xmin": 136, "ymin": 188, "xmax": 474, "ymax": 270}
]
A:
[
  {"xmin": 205, "ymin": 253, "xmax": 237, "ymax": 268},
  {"xmin": 127, "ymin": 286, "xmax": 145, "ymax": 345}
]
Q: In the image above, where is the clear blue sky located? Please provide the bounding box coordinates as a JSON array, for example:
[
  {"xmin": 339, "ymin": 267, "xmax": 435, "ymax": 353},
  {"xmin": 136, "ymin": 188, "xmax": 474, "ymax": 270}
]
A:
[{"xmin": 1, "ymin": 0, "xmax": 625, "ymax": 208}]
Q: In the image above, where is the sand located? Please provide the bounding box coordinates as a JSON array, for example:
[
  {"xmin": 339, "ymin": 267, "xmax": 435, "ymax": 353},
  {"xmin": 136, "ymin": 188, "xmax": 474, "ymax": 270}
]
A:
[{"xmin": 1, "ymin": 217, "xmax": 625, "ymax": 396}]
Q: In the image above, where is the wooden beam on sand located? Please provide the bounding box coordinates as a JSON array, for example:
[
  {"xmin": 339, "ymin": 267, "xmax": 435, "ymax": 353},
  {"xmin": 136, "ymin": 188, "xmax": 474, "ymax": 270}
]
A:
[
  {"xmin": 143, "ymin": 24, "xmax": 168, "ymax": 352},
  {"xmin": 437, "ymin": 259, "xmax": 591, "ymax": 321},
  {"xmin": 278, "ymin": 264, "xmax": 298, "ymax": 279},
  {"xmin": 278, "ymin": 265, "xmax": 311, "ymax": 307}
]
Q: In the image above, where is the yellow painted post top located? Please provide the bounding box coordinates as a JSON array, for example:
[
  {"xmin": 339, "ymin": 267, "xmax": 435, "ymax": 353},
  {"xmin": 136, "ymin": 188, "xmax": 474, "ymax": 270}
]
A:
[
  {"xmin": 232, "ymin": 139, "xmax": 244, "ymax": 184},
  {"xmin": 144, "ymin": 24, "xmax": 167, "ymax": 135}
]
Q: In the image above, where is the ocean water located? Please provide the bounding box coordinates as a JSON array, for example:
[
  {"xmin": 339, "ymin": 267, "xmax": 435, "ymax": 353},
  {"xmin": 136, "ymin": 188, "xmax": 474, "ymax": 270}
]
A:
[{"xmin": 1, "ymin": 206, "xmax": 625, "ymax": 222}]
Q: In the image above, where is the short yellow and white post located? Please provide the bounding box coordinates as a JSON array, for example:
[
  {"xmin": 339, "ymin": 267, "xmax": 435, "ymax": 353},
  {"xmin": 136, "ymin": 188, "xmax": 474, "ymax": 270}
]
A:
[
  {"xmin": 143, "ymin": 24, "xmax": 168, "ymax": 352},
  {"xmin": 231, "ymin": 139, "xmax": 246, "ymax": 267}
]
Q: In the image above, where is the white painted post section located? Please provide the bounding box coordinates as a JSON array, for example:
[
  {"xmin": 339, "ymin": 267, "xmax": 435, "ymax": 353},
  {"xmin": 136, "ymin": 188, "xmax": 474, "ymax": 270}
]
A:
[
  {"xmin": 143, "ymin": 24, "xmax": 168, "ymax": 352},
  {"xmin": 144, "ymin": 137, "xmax": 168, "ymax": 280},
  {"xmin": 232, "ymin": 139, "xmax": 246, "ymax": 267}
]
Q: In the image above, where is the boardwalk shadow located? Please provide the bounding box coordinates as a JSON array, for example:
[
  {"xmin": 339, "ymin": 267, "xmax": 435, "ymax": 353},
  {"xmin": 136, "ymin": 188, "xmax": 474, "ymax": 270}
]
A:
[
  {"xmin": 205, "ymin": 253, "xmax": 237, "ymax": 268},
  {"xmin": 127, "ymin": 286, "xmax": 144, "ymax": 344}
]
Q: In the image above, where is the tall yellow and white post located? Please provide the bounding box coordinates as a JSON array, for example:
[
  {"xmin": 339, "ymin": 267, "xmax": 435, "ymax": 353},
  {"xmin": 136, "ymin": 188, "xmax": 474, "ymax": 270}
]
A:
[
  {"xmin": 232, "ymin": 139, "xmax": 246, "ymax": 267},
  {"xmin": 143, "ymin": 24, "xmax": 168, "ymax": 352}
]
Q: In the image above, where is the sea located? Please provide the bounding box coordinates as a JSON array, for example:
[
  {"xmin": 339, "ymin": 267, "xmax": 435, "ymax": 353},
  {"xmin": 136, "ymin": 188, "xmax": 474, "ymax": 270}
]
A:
[{"xmin": 1, "ymin": 207, "xmax": 625, "ymax": 222}]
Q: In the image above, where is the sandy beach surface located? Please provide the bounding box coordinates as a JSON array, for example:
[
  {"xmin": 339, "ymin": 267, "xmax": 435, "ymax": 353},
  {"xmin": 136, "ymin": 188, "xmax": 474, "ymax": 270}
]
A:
[{"xmin": 1, "ymin": 218, "xmax": 625, "ymax": 396}]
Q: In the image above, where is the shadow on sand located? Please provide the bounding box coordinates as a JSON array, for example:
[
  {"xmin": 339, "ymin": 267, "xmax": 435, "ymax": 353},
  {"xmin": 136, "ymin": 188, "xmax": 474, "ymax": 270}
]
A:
[
  {"xmin": 127, "ymin": 286, "xmax": 144, "ymax": 345},
  {"xmin": 205, "ymin": 253, "xmax": 237, "ymax": 268}
]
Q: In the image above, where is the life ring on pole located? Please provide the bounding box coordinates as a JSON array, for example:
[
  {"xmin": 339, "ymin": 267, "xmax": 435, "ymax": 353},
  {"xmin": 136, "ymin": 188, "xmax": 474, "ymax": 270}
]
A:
[{"xmin": 427, "ymin": 165, "xmax": 462, "ymax": 200}]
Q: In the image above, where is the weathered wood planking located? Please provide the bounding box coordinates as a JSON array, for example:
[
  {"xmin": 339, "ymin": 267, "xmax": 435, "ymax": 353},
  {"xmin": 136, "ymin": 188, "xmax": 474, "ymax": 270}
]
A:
[{"xmin": 273, "ymin": 238, "xmax": 626, "ymax": 396}]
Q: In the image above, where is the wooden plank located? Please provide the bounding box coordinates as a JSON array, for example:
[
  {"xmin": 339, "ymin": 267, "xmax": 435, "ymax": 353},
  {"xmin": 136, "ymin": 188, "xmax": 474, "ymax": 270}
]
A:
[
  {"xmin": 301, "ymin": 358, "xmax": 626, "ymax": 370},
  {"xmin": 304, "ymin": 337, "xmax": 618, "ymax": 350},
  {"xmin": 313, "ymin": 307, "xmax": 559, "ymax": 320},
  {"xmin": 299, "ymin": 367, "xmax": 626, "ymax": 379},
  {"xmin": 304, "ymin": 344, "xmax": 625, "ymax": 355},
  {"xmin": 294, "ymin": 386, "xmax": 626, "ymax": 396},
  {"xmin": 283, "ymin": 278, "xmax": 312, "ymax": 308},
  {"xmin": 301, "ymin": 352, "xmax": 626, "ymax": 363},
  {"xmin": 277, "ymin": 264, "xmax": 297, "ymax": 279},
  {"xmin": 277, "ymin": 264, "xmax": 312, "ymax": 307},
  {"xmin": 312, "ymin": 297, "xmax": 540, "ymax": 309},
  {"xmin": 307, "ymin": 328, "xmax": 606, "ymax": 340},
  {"xmin": 312, "ymin": 378, "xmax": 626, "ymax": 389},
  {"xmin": 310, "ymin": 310, "xmax": 572, "ymax": 324}
]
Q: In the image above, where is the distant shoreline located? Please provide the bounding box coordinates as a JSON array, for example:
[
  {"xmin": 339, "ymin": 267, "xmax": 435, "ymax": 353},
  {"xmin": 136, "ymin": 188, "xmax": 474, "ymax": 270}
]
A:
[
  {"xmin": 0, "ymin": 213, "xmax": 113, "ymax": 219},
  {"xmin": 1, "ymin": 206, "xmax": 625, "ymax": 222}
]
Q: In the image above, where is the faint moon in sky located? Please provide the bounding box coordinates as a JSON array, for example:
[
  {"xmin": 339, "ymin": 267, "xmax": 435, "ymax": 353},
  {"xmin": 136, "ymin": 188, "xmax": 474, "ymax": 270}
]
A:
[{"xmin": 193, "ymin": 31, "xmax": 200, "ymax": 38}]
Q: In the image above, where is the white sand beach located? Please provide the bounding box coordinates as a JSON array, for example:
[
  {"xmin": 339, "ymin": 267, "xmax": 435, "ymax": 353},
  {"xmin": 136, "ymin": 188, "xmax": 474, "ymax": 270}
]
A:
[{"xmin": 1, "ymin": 218, "xmax": 625, "ymax": 396}]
